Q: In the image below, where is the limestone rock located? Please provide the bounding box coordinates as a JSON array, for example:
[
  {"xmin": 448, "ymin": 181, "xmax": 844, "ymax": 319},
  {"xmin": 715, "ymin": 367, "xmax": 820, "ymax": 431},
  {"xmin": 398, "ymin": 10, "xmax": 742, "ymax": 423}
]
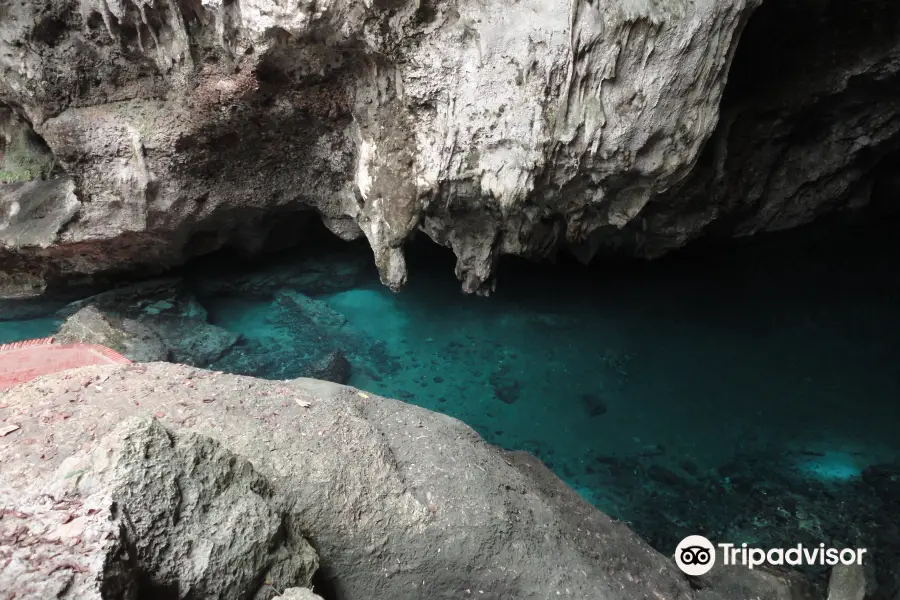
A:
[
  {"xmin": 305, "ymin": 350, "xmax": 352, "ymax": 385},
  {"xmin": 621, "ymin": 0, "xmax": 900, "ymax": 260},
  {"xmin": 272, "ymin": 289, "xmax": 348, "ymax": 333},
  {"xmin": 1, "ymin": 0, "xmax": 762, "ymax": 294},
  {"xmin": 211, "ymin": 289, "xmax": 394, "ymax": 382},
  {"xmin": 0, "ymin": 361, "xmax": 788, "ymax": 600},
  {"xmin": 57, "ymin": 279, "xmax": 239, "ymax": 366},
  {"xmin": 0, "ymin": 417, "xmax": 318, "ymax": 599},
  {"xmin": 56, "ymin": 304, "xmax": 170, "ymax": 362},
  {"xmin": 2, "ymin": 0, "xmax": 897, "ymax": 295},
  {"xmin": 693, "ymin": 564, "xmax": 820, "ymax": 600},
  {"xmin": 190, "ymin": 245, "xmax": 371, "ymax": 299},
  {"xmin": 827, "ymin": 564, "xmax": 868, "ymax": 600},
  {"xmin": 278, "ymin": 588, "xmax": 325, "ymax": 600}
]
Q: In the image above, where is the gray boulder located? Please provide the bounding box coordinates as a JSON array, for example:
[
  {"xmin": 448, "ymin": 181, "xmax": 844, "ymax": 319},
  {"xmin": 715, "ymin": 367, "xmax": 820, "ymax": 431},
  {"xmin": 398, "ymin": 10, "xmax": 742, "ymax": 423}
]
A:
[
  {"xmin": 693, "ymin": 564, "xmax": 820, "ymax": 600},
  {"xmin": 1, "ymin": 417, "xmax": 318, "ymax": 599},
  {"xmin": 56, "ymin": 304, "xmax": 170, "ymax": 362},
  {"xmin": 305, "ymin": 350, "xmax": 352, "ymax": 385},
  {"xmin": 56, "ymin": 279, "xmax": 239, "ymax": 366},
  {"xmin": 279, "ymin": 589, "xmax": 325, "ymax": 600},
  {"xmin": 0, "ymin": 363, "xmax": 820, "ymax": 600},
  {"xmin": 826, "ymin": 564, "xmax": 868, "ymax": 600}
]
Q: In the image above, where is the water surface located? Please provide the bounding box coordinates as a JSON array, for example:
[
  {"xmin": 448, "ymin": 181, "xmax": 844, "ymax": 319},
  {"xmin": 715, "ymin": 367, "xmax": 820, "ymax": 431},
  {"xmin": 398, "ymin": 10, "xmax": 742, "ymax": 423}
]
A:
[{"xmin": 2, "ymin": 215, "xmax": 899, "ymax": 572}]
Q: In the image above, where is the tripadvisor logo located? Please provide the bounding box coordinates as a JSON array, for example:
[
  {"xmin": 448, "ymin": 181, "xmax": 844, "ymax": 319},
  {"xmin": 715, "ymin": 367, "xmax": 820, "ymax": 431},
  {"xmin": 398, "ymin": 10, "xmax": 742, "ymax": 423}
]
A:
[
  {"xmin": 674, "ymin": 535, "xmax": 867, "ymax": 576},
  {"xmin": 675, "ymin": 535, "xmax": 717, "ymax": 576}
]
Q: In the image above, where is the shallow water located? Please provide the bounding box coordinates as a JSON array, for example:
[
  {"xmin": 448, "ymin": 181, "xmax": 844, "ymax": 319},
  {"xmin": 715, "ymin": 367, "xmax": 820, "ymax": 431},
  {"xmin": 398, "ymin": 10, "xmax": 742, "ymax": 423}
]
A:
[
  {"xmin": 0, "ymin": 317, "xmax": 58, "ymax": 345},
  {"xmin": 2, "ymin": 215, "xmax": 899, "ymax": 569}
]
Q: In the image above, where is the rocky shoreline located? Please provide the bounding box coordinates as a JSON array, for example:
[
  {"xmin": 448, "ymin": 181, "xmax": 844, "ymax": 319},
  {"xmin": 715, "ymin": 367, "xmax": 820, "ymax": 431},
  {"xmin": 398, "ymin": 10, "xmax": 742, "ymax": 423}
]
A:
[{"xmin": 0, "ymin": 362, "xmax": 860, "ymax": 600}]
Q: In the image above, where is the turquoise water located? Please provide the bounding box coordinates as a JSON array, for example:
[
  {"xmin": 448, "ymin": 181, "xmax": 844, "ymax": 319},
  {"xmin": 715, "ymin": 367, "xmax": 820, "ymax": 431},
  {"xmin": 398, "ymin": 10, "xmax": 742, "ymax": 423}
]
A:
[
  {"xmin": 199, "ymin": 218, "xmax": 900, "ymax": 574},
  {"xmin": 2, "ymin": 216, "xmax": 899, "ymax": 577},
  {"xmin": 0, "ymin": 317, "xmax": 58, "ymax": 344}
]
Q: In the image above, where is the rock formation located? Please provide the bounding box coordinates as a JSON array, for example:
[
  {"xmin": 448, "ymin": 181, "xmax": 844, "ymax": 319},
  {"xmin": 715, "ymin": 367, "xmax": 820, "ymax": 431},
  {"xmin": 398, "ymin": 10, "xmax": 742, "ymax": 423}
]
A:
[
  {"xmin": 0, "ymin": 0, "xmax": 897, "ymax": 297},
  {"xmin": 56, "ymin": 278, "xmax": 240, "ymax": 365},
  {"xmin": 1, "ymin": 417, "xmax": 320, "ymax": 599},
  {"xmin": 0, "ymin": 362, "xmax": 821, "ymax": 600}
]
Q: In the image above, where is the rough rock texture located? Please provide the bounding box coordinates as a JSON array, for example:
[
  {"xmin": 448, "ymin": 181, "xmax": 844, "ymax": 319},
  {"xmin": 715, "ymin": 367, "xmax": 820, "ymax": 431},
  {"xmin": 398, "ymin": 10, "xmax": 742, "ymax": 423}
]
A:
[
  {"xmin": 1, "ymin": 0, "xmax": 898, "ymax": 295},
  {"xmin": 279, "ymin": 588, "xmax": 325, "ymax": 600},
  {"xmin": 827, "ymin": 565, "xmax": 868, "ymax": 600},
  {"xmin": 0, "ymin": 417, "xmax": 318, "ymax": 599},
  {"xmin": 0, "ymin": 362, "xmax": 818, "ymax": 600},
  {"xmin": 617, "ymin": 0, "xmax": 900, "ymax": 258},
  {"xmin": 57, "ymin": 278, "xmax": 240, "ymax": 365},
  {"xmin": 693, "ymin": 564, "xmax": 819, "ymax": 600},
  {"xmin": 1, "ymin": 0, "xmax": 761, "ymax": 295},
  {"xmin": 56, "ymin": 304, "xmax": 171, "ymax": 361},
  {"xmin": 306, "ymin": 350, "xmax": 352, "ymax": 385}
]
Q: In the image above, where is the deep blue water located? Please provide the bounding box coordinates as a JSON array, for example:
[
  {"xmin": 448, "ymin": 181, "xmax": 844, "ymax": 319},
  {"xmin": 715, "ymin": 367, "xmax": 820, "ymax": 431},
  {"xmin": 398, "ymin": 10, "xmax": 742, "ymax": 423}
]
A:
[{"xmin": 2, "ymin": 215, "xmax": 899, "ymax": 570}]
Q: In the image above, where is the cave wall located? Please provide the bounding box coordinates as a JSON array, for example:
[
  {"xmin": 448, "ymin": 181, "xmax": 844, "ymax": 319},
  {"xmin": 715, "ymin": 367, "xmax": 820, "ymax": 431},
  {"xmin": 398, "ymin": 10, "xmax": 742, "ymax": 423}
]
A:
[
  {"xmin": 0, "ymin": 0, "xmax": 897, "ymax": 296},
  {"xmin": 617, "ymin": 0, "xmax": 900, "ymax": 259}
]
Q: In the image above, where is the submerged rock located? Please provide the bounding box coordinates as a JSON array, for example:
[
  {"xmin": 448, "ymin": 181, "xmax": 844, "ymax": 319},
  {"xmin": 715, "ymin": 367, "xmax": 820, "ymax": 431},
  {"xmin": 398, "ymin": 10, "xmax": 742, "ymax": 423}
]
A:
[
  {"xmin": 0, "ymin": 362, "xmax": 815, "ymax": 600},
  {"xmin": 306, "ymin": 350, "xmax": 352, "ymax": 385},
  {"xmin": 190, "ymin": 246, "xmax": 372, "ymax": 300},
  {"xmin": 212, "ymin": 289, "xmax": 396, "ymax": 382},
  {"xmin": 579, "ymin": 392, "xmax": 609, "ymax": 417},
  {"xmin": 56, "ymin": 279, "xmax": 239, "ymax": 366},
  {"xmin": 489, "ymin": 363, "xmax": 521, "ymax": 404}
]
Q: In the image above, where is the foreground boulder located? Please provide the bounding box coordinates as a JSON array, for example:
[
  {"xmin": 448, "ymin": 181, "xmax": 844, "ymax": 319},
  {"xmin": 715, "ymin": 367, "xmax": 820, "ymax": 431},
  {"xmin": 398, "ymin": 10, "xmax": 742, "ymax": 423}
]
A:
[
  {"xmin": 0, "ymin": 362, "xmax": 817, "ymax": 600},
  {"xmin": 1, "ymin": 418, "xmax": 318, "ymax": 599}
]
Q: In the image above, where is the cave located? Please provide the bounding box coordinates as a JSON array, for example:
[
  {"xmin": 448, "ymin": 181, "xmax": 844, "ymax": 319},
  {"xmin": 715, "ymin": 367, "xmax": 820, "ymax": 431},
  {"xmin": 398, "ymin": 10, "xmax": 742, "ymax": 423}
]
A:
[{"xmin": 1, "ymin": 0, "xmax": 899, "ymax": 599}]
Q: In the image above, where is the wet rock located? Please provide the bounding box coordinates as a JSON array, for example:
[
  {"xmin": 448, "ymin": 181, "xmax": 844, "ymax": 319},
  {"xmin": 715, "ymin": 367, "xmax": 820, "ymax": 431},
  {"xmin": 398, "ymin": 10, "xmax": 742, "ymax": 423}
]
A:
[
  {"xmin": 0, "ymin": 417, "xmax": 318, "ymax": 599},
  {"xmin": 580, "ymin": 392, "xmax": 608, "ymax": 417},
  {"xmin": 572, "ymin": 443, "xmax": 900, "ymax": 597},
  {"xmin": 191, "ymin": 247, "xmax": 371, "ymax": 299},
  {"xmin": 490, "ymin": 364, "xmax": 521, "ymax": 404},
  {"xmin": 57, "ymin": 278, "xmax": 188, "ymax": 318},
  {"xmin": 305, "ymin": 350, "xmax": 352, "ymax": 385},
  {"xmin": 56, "ymin": 305, "xmax": 169, "ymax": 362},
  {"xmin": 861, "ymin": 463, "xmax": 900, "ymax": 503},
  {"xmin": 56, "ymin": 279, "xmax": 239, "ymax": 366},
  {"xmin": 273, "ymin": 290, "xmax": 348, "ymax": 333},
  {"xmin": 167, "ymin": 322, "xmax": 241, "ymax": 366},
  {"xmin": 493, "ymin": 381, "xmax": 520, "ymax": 404},
  {"xmin": 647, "ymin": 465, "xmax": 684, "ymax": 487},
  {"xmin": 212, "ymin": 289, "xmax": 398, "ymax": 382}
]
